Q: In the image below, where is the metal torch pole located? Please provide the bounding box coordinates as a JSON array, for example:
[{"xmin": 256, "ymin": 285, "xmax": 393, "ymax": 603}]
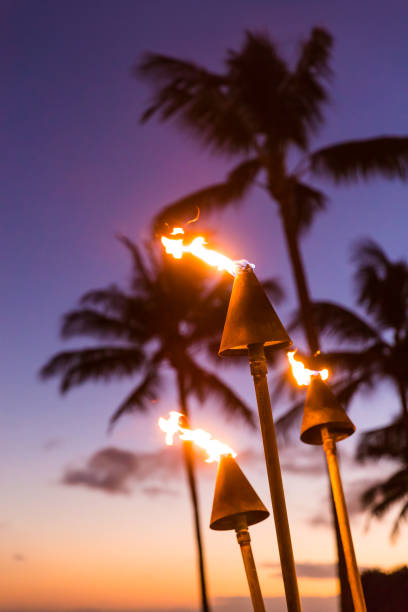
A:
[
  {"xmin": 235, "ymin": 516, "xmax": 266, "ymax": 612},
  {"xmin": 248, "ymin": 343, "xmax": 302, "ymax": 612},
  {"xmin": 321, "ymin": 426, "xmax": 367, "ymax": 612}
]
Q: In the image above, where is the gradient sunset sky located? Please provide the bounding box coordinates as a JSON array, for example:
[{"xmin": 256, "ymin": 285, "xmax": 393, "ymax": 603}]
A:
[{"xmin": 2, "ymin": 1, "xmax": 408, "ymax": 611}]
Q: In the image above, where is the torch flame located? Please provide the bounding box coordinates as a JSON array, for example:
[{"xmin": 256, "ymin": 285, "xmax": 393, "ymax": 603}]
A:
[
  {"xmin": 161, "ymin": 228, "xmax": 254, "ymax": 277},
  {"xmin": 158, "ymin": 411, "xmax": 237, "ymax": 463},
  {"xmin": 287, "ymin": 351, "xmax": 329, "ymax": 386}
]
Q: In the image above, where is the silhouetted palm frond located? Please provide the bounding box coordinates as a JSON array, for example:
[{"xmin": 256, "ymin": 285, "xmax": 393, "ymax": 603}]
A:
[
  {"xmin": 152, "ymin": 158, "xmax": 261, "ymax": 233},
  {"xmin": 352, "ymin": 239, "xmax": 408, "ymax": 333},
  {"xmin": 310, "ymin": 136, "xmax": 408, "ymax": 183},
  {"xmin": 361, "ymin": 467, "xmax": 408, "ymax": 538},
  {"xmin": 289, "ymin": 27, "xmax": 332, "ymax": 137},
  {"xmin": 40, "ymin": 346, "xmax": 145, "ymax": 393},
  {"xmin": 356, "ymin": 418, "xmax": 406, "ymax": 463},
  {"xmin": 309, "ymin": 301, "xmax": 381, "ymax": 344},
  {"xmin": 290, "ymin": 178, "xmax": 328, "ymax": 235},
  {"xmin": 109, "ymin": 366, "xmax": 163, "ymax": 428},
  {"xmin": 182, "ymin": 355, "xmax": 255, "ymax": 427},
  {"xmin": 61, "ymin": 309, "xmax": 143, "ymax": 342}
]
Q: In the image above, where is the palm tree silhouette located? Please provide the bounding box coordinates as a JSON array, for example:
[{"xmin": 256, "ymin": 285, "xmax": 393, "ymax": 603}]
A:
[
  {"xmin": 134, "ymin": 27, "xmax": 408, "ymax": 608},
  {"xmin": 136, "ymin": 27, "xmax": 408, "ymax": 360},
  {"xmin": 286, "ymin": 239, "xmax": 408, "ymax": 539},
  {"xmin": 40, "ymin": 237, "xmax": 282, "ymax": 612},
  {"xmin": 357, "ymin": 418, "xmax": 408, "ymax": 539}
]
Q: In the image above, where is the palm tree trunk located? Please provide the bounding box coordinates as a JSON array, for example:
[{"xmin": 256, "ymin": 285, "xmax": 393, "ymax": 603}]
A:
[
  {"xmin": 279, "ymin": 198, "xmax": 354, "ymax": 612},
  {"xmin": 176, "ymin": 368, "xmax": 211, "ymax": 612}
]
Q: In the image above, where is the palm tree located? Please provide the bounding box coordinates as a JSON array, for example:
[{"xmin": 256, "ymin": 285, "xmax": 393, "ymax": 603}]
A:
[
  {"xmin": 40, "ymin": 237, "xmax": 282, "ymax": 612},
  {"xmin": 134, "ymin": 27, "xmax": 408, "ymax": 609},
  {"xmin": 136, "ymin": 27, "xmax": 408, "ymax": 361},
  {"xmin": 357, "ymin": 419, "xmax": 408, "ymax": 539},
  {"xmin": 281, "ymin": 239, "xmax": 408, "ymax": 536}
]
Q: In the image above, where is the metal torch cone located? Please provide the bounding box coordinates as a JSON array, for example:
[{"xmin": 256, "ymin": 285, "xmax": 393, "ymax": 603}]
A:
[
  {"xmin": 219, "ymin": 267, "xmax": 292, "ymax": 356},
  {"xmin": 210, "ymin": 455, "xmax": 269, "ymax": 612},
  {"xmin": 219, "ymin": 268, "xmax": 301, "ymax": 612},
  {"xmin": 300, "ymin": 377, "xmax": 367, "ymax": 612}
]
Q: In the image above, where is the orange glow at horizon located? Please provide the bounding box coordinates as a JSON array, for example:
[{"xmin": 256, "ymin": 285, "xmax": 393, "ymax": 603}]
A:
[
  {"xmin": 287, "ymin": 351, "xmax": 329, "ymax": 386},
  {"xmin": 158, "ymin": 411, "xmax": 237, "ymax": 463},
  {"xmin": 161, "ymin": 227, "xmax": 254, "ymax": 276}
]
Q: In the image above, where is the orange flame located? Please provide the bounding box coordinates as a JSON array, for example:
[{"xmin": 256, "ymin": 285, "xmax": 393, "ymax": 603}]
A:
[
  {"xmin": 287, "ymin": 351, "xmax": 329, "ymax": 386},
  {"xmin": 161, "ymin": 228, "xmax": 254, "ymax": 277},
  {"xmin": 158, "ymin": 411, "xmax": 237, "ymax": 463}
]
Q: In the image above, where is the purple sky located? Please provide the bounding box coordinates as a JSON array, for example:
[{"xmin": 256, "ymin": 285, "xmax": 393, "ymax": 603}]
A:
[{"xmin": 2, "ymin": 1, "xmax": 408, "ymax": 610}]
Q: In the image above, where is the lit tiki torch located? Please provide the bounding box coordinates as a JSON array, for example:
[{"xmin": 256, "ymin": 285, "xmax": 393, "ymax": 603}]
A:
[
  {"xmin": 161, "ymin": 230, "xmax": 301, "ymax": 612},
  {"xmin": 288, "ymin": 352, "xmax": 367, "ymax": 612},
  {"xmin": 159, "ymin": 412, "xmax": 269, "ymax": 612}
]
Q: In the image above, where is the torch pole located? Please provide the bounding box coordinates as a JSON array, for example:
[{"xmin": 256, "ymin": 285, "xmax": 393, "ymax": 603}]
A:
[
  {"xmin": 321, "ymin": 427, "xmax": 367, "ymax": 612},
  {"xmin": 248, "ymin": 343, "xmax": 301, "ymax": 612},
  {"xmin": 235, "ymin": 516, "xmax": 266, "ymax": 612}
]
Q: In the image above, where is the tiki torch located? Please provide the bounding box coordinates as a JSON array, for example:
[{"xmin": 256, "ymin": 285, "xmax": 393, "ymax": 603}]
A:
[
  {"xmin": 288, "ymin": 352, "xmax": 367, "ymax": 612},
  {"xmin": 299, "ymin": 376, "xmax": 367, "ymax": 612},
  {"xmin": 210, "ymin": 455, "xmax": 269, "ymax": 612},
  {"xmin": 158, "ymin": 412, "xmax": 269, "ymax": 611},
  {"xmin": 160, "ymin": 231, "xmax": 301, "ymax": 611},
  {"xmin": 219, "ymin": 267, "xmax": 301, "ymax": 612}
]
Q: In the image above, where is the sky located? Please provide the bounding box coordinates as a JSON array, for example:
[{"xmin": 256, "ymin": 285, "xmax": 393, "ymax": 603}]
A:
[{"xmin": 2, "ymin": 0, "xmax": 408, "ymax": 610}]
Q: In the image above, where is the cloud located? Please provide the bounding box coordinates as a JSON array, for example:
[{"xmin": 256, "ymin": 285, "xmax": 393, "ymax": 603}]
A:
[
  {"xmin": 61, "ymin": 446, "xmax": 184, "ymax": 495},
  {"xmin": 142, "ymin": 486, "xmax": 179, "ymax": 497},
  {"xmin": 12, "ymin": 553, "xmax": 25, "ymax": 562},
  {"xmin": 262, "ymin": 561, "xmax": 370, "ymax": 580},
  {"xmin": 307, "ymin": 512, "xmax": 332, "ymax": 528},
  {"xmin": 43, "ymin": 437, "xmax": 63, "ymax": 451},
  {"xmin": 263, "ymin": 561, "xmax": 336, "ymax": 579}
]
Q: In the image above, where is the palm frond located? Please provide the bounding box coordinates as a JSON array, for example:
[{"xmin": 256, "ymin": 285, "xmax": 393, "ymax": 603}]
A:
[
  {"xmin": 289, "ymin": 27, "xmax": 332, "ymax": 136},
  {"xmin": 227, "ymin": 31, "xmax": 296, "ymax": 142},
  {"xmin": 391, "ymin": 499, "xmax": 408, "ymax": 540},
  {"xmin": 182, "ymin": 357, "xmax": 256, "ymax": 427},
  {"xmin": 137, "ymin": 52, "xmax": 253, "ymax": 154},
  {"xmin": 117, "ymin": 236, "xmax": 154, "ymax": 291},
  {"xmin": 356, "ymin": 418, "xmax": 406, "ymax": 463},
  {"xmin": 152, "ymin": 158, "xmax": 261, "ymax": 234},
  {"xmin": 80, "ymin": 285, "xmax": 133, "ymax": 315},
  {"xmin": 60, "ymin": 309, "xmax": 143, "ymax": 342},
  {"xmin": 361, "ymin": 468, "xmax": 408, "ymax": 527},
  {"xmin": 274, "ymin": 397, "xmax": 306, "ymax": 438},
  {"xmin": 40, "ymin": 347, "xmax": 145, "ymax": 393},
  {"xmin": 352, "ymin": 238, "xmax": 408, "ymax": 332},
  {"xmin": 330, "ymin": 373, "xmax": 375, "ymax": 407},
  {"xmin": 310, "ymin": 136, "xmax": 408, "ymax": 183},
  {"xmin": 109, "ymin": 367, "xmax": 162, "ymax": 429},
  {"xmin": 298, "ymin": 301, "xmax": 381, "ymax": 345},
  {"xmin": 289, "ymin": 178, "xmax": 328, "ymax": 236}
]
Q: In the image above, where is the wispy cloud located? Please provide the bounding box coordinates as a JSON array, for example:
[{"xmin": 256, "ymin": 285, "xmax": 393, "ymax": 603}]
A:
[
  {"xmin": 142, "ymin": 486, "xmax": 179, "ymax": 497},
  {"xmin": 43, "ymin": 437, "xmax": 63, "ymax": 451},
  {"xmin": 12, "ymin": 553, "xmax": 26, "ymax": 562},
  {"xmin": 262, "ymin": 560, "xmax": 370, "ymax": 579},
  {"xmin": 262, "ymin": 560, "xmax": 336, "ymax": 579},
  {"xmin": 61, "ymin": 446, "xmax": 184, "ymax": 495}
]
